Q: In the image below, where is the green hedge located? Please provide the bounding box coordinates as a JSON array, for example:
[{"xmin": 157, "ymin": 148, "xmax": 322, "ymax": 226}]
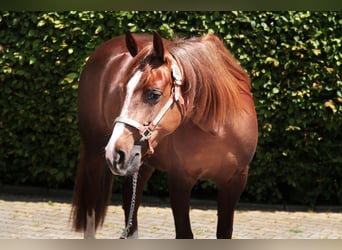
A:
[{"xmin": 0, "ymin": 11, "xmax": 341, "ymax": 206}]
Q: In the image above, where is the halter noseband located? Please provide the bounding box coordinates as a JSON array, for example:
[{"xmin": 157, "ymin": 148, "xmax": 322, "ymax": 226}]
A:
[{"xmin": 114, "ymin": 62, "xmax": 184, "ymax": 154}]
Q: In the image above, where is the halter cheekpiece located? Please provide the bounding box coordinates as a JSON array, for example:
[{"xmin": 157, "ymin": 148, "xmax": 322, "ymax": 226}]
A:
[{"xmin": 114, "ymin": 61, "xmax": 184, "ymax": 154}]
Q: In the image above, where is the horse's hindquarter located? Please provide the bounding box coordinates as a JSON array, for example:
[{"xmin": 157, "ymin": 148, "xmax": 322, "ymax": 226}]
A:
[
  {"xmin": 78, "ymin": 34, "xmax": 153, "ymax": 146},
  {"xmin": 78, "ymin": 37, "xmax": 125, "ymax": 143}
]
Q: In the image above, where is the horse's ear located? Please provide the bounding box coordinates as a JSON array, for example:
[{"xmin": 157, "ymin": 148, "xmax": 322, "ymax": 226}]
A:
[
  {"xmin": 153, "ymin": 31, "xmax": 165, "ymax": 62},
  {"xmin": 125, "ymin": 31, "xmax": 138, "ymax": 57}
]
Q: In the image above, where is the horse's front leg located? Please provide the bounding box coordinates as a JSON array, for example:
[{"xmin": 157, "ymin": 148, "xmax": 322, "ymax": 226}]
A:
[
  {"xmin": 216, "ymin": 166, "xmax": 248, "ymax": 239},
  {"xmin": 168, "ymin": 171, "xmax": 197, "ymax": 239},
  {"xmin": 121, "ymin": 164, "xmax": 154, "ymax": 239}
]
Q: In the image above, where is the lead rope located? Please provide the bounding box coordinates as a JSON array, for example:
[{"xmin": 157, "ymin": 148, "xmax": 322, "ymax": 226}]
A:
[{"xmin": 120, "ymin": 172, "xmax": 138, "ymax": 239}]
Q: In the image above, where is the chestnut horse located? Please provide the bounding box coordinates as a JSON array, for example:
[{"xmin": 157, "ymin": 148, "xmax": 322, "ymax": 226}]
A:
[{"xmin": 71, "ymin": 32, "xmax": 258, "ymax": 239}]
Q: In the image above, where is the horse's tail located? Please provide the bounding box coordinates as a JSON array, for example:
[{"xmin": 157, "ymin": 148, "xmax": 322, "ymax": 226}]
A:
[{"xmin": 71, "ymin": 142, "xmax": 114, "ymax": 232}]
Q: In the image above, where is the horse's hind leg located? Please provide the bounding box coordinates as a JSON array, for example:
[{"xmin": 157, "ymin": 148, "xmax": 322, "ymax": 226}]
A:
[
  {"xmin": 84, "ymin": 208, "xmax": 95, "ymax": 238},
  {"xmin": 71, "ymin": 144, "xmax": 114, "ymax": 239},
  {"xmin": 216, "ymin": 167, "xmax": 248, "ymax": 239},
  {"xmin": 168, "ymin": 171, "xmax": 196, "ymax": 239},
  {"xmin": 122, "ymin": 164, "xmax": 154, "ymax": 238}
]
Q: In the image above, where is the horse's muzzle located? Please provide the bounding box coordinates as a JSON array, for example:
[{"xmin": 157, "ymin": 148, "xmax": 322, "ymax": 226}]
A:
[{"xmin": 106, "ymin": 145, "xmax": 142, "ymax": 176}]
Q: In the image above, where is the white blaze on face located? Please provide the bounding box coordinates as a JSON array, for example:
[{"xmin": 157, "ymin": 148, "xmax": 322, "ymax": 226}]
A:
[{"xmin": 105, "ymin": 71, "xmax": 142, "ymax": 163}]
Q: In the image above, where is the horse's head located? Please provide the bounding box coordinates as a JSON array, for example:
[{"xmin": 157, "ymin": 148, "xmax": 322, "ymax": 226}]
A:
[{"xmin": 105, "ymin": 32, "xmax": 184, "ymax": 176}]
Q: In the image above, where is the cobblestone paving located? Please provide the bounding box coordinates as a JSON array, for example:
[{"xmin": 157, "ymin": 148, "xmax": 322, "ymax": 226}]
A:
[{"xmin": 0, "ymin": 194, "xmax": 341, "ymax": 239}]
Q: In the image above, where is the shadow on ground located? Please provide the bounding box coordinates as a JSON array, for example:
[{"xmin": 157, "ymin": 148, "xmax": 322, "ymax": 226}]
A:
[{"xmin": 1, "ymin": 184, "xmax": 341, "ymax": 213}]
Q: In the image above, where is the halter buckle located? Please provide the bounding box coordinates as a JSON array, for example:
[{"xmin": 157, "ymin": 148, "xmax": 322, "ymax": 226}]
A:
[
  {"xmin": 141, "ymin": 126, "xmax": 153, "ymax": 140},
  {"xmin": 171, "ymin": 64, "xmax": 182, "ymax": 84}
]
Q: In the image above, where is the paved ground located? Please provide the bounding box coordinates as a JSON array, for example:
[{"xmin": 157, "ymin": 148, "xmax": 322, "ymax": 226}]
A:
[{"xmin": 0, "ymin": 189, "xmax": 342, "ymax": 239}]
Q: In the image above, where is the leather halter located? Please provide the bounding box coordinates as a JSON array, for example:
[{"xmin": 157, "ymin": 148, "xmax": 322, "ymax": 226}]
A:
[{"xmin": 114, "ymin": 62, "xmax": 184, "ymax": 154}]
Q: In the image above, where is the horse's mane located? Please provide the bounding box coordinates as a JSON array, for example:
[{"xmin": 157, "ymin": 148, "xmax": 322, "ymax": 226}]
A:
[{"xmin": 168, "ymin": 34, "xmax": 252, "ymax": 134}]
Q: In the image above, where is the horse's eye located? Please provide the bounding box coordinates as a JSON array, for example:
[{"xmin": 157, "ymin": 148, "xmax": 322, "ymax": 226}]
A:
[{"xmin": 144, "ymin": 89, "xmax": 163, "ymax": 105}]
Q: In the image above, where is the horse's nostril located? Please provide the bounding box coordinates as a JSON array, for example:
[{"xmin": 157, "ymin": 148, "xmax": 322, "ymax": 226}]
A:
[{"xmin": 114, "ymin": 149, "xmax": 125, "ymax": 165}]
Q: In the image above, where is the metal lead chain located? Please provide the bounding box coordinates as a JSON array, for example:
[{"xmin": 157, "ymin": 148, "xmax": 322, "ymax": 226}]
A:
[{"xmin": 120, "ymin": 172, "xmax": 138, "ymax": 239}]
